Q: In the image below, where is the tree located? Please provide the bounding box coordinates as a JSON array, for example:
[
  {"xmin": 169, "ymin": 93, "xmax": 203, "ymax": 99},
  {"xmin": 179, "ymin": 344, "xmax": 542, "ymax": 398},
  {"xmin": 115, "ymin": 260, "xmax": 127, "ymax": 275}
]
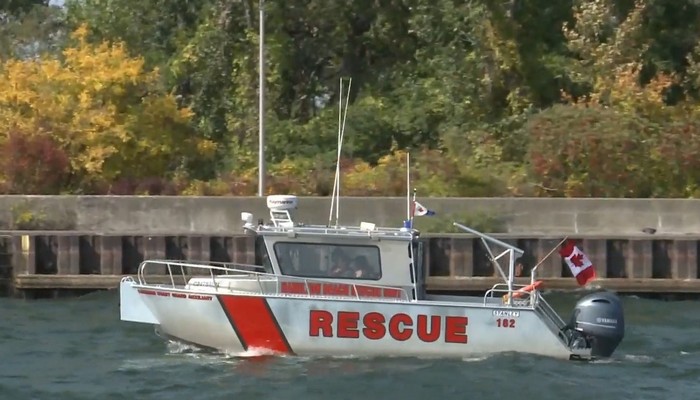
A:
[
  {"xmin": 0, "ymin": 2, "xmax": 66, "ymax": 60},
  {"xmin": 1, "ymin": 0, "xmax": 48, "ymax": 16},
  {"xmin": 65, "ymin": 0, "xmax": 210, "ymax": 67},
  {"xmin": 525, "ymin": 105, "xmax": 650, "ymax": 197},
  {"xmin": 0, "ymin": 24, "xmax": 213, "ymax": 193},
  {"xmin": 0, "ymin": 127, "xmax": 70, "ymax": 194}
]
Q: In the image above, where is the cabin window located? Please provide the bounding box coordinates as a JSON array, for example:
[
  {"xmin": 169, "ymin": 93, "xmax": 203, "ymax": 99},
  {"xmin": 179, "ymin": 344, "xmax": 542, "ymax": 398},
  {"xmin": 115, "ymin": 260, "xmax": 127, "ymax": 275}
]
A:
[
  {"xmin": 255, "ymin": 236, "xmax": 273, "ymax": 273},
  {"xmin": 273, "ymin": 242, "xmax": 381, "ymax": 280},
  {"xmin": 412, "ymin": 241, "xmax": 423, "ymax": 278}
]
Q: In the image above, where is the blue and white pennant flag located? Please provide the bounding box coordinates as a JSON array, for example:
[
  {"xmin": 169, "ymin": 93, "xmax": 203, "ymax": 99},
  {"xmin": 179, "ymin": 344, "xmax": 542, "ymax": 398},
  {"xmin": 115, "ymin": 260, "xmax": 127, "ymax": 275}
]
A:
[{"xmin": 412, "ymin": 200, "xmax": 436, "ymax": 217}]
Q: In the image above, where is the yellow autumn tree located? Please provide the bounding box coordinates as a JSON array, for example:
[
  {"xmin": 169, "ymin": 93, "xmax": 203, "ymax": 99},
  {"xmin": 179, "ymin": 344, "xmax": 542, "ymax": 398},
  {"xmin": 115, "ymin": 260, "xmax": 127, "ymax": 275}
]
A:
[{"xmin": 0, "ymin": 24, "xmax": 215, "ymax": 193}]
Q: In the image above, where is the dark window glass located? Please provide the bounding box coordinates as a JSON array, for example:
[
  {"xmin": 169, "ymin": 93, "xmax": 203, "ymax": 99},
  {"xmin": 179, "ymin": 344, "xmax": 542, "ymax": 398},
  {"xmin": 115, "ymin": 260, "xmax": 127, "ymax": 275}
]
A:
[{"xmin": 273, "ymin": 242, "xmax": 381, "ymax": 280}]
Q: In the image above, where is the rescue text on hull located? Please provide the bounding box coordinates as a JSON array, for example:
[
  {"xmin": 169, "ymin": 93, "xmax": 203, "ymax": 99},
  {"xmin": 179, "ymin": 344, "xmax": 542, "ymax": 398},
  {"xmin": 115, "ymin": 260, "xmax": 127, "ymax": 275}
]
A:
[{"xmin": 119, "ymin": 194, "xmax": 625, "ymax": 362}]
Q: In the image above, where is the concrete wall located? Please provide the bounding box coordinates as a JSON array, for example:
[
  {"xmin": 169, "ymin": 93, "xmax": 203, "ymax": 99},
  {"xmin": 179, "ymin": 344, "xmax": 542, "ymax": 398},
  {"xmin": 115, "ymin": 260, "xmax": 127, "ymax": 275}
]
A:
[{"xmin": 0, "ymin": 195, "xmax": 699, "ymax": 235}]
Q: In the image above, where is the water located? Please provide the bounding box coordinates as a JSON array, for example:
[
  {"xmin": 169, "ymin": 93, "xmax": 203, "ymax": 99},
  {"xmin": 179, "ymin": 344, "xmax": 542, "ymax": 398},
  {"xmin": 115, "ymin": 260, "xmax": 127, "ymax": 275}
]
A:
[{"xmin": 1, "ymin": 291, "xmax": 699, "ymax": 400}]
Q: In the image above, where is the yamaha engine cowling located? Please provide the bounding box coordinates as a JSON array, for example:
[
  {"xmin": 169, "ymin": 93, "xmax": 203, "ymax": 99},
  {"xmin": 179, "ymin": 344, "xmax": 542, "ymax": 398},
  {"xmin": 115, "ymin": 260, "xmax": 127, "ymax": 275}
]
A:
[{"xmin": 567, "ymin": 291, "xmax": 625, "ymax": 358}]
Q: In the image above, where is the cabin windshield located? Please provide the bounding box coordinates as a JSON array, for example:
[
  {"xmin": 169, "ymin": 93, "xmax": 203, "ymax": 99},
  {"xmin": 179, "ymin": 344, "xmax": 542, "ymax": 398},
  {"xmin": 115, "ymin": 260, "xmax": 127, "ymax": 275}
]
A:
[
  {"xmin": 412, "ymin": 241, "xmax": 423, "ymax": 276},
  {"xmin": 255, "ymin": 236, "xmax": 273, "ymax": 273},
  {"xmin": 410, "ymin": 240, "xmax": 423, "ymax": 299},
  {"xmin": 273, "ymin": 242, "xmax": 382, "ymax": 280}
]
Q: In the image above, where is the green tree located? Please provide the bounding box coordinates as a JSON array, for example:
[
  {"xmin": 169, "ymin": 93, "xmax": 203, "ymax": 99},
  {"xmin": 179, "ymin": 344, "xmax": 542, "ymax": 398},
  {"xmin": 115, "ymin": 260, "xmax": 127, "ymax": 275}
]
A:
[{"xmin": 0, "ymin": 2, "xmax": 66, "ymax": 60}]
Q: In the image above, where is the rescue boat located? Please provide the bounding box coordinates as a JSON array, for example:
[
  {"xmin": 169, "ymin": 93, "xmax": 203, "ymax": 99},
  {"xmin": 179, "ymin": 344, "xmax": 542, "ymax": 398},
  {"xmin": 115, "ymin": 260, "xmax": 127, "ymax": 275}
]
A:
[{"xmin": 119, "ymin": 194, "xmax": 625, "ymax": 361}]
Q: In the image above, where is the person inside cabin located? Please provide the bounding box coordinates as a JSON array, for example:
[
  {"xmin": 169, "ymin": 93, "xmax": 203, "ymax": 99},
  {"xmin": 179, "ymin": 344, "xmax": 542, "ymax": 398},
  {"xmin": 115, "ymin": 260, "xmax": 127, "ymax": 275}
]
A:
[
  {"xmin": 514, "ymin": 257, "xmax": 525, "ymax": 277},
  {"xmin": 329, "ymin": 248, "xmax": 353, "ymax": 278},
  {"xmin": 350, "ymin": 255, "xmax": 374, "ymax": 279},
  {"xmin": 261, "ymin": 252, "xmax": 273, "ymax": 273}
]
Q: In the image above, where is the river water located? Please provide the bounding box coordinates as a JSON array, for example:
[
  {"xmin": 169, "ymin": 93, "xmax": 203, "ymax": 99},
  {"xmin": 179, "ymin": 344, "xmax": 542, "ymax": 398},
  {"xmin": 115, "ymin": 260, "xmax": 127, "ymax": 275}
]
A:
[{"xmin": 1, "ymin": 290, "xmax": 699, "ymax": 400}]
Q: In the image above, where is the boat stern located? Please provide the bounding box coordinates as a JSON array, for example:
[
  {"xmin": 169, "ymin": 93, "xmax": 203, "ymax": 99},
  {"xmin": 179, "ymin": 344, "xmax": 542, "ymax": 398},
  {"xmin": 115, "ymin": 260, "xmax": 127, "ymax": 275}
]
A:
[{"xmin": 120, "ymin": 277, "xmax": 159, "ymax": 324}]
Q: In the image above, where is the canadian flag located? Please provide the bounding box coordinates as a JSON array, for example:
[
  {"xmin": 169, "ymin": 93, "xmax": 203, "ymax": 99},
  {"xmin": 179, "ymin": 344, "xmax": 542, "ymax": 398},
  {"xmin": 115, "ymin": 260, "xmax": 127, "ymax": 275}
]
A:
[{"xmin": 559, "ymin": 240, "xmax": 597, "ymax": 286}]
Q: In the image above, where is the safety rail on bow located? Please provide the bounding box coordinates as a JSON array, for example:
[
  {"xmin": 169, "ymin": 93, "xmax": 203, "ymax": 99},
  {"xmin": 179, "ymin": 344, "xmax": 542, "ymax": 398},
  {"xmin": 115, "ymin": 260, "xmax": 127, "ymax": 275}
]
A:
[{"xmin": 136, "ymin": 259, "xmax": 412, "ymax": 302}]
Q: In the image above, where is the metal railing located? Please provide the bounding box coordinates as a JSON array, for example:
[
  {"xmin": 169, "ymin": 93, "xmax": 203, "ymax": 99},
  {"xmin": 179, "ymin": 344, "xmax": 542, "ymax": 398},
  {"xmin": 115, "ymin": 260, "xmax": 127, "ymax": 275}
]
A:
[
  {"xmin": 532, "ymin": 291, "xmax": 567, "ymax": 329},
  {"xmin": 531, "ymin": 291, "xmax": 572, "ymax": 346},
  {"xmin": 136, "ymin": 259, "xmax": 411, "ymax": 302},
  {"xmin": 483, "ymin": 282, "xmax": 571, "ymax": 346},
  {"xmin": 256, "ymin": 223, "xmax": 416, "ymax": 240},
  {"xmin": 483, "ymin": 283, "xmax": 537, "ymax": 307},
  {"xmin": 453, "ymin": 222, "xmax": 526, "ymax": 305}
]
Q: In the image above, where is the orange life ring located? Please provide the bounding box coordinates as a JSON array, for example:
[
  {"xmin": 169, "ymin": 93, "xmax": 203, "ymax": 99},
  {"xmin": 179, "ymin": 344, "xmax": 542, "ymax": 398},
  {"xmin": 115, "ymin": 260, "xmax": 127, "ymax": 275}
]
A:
[{"xmin": 502, "ymin": 280, "xmax": 544, "ymax": 302}]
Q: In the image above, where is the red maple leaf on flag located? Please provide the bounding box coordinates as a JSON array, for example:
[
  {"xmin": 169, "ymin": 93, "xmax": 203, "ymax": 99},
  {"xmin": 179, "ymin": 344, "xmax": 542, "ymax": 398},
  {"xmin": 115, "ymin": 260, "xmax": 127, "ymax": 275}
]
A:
[
  {"xmin": 569, "ymin": 253, "xmax": 585, "ymax": 267},
  {"xmin": 560, "ymin": 240, "xmax": 597, "ymax": 285}
]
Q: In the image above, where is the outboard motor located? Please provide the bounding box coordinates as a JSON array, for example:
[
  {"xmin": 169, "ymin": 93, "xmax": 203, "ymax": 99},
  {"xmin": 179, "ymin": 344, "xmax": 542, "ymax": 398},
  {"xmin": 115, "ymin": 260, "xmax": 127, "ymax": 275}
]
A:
[{"xmin": 566, "ymin": 291, "xmax": 625, "ymax": 358}]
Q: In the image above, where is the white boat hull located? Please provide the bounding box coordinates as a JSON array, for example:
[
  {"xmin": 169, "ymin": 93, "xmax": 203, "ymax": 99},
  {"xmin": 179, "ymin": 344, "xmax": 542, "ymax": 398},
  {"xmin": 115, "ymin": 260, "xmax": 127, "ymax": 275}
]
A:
[{"xmin": 120, "ymin": 280, "xmax": 581, "ymax": 360}]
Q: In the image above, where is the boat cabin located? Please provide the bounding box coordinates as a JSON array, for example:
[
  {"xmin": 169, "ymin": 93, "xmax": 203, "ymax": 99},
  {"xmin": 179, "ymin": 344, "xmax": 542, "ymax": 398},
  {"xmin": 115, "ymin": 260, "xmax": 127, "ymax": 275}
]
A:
[{"xmin": 242, "ymin": 195, "xmax": 425, "ymax": 300}]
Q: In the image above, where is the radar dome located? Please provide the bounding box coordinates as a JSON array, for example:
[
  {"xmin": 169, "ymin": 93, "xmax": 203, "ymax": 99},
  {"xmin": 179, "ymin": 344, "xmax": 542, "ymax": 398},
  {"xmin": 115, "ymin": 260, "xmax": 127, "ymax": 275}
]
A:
[{"xmin": 266, "ymin": 195, "xmax": 298, "ymax": 211}]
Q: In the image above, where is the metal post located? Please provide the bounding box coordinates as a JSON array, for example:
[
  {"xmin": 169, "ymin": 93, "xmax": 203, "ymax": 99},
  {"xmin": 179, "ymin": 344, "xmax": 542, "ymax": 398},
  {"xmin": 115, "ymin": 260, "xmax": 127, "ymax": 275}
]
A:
[{"xmin": 257, "ymin": 0, "xmax": 266, "ymax": 197}]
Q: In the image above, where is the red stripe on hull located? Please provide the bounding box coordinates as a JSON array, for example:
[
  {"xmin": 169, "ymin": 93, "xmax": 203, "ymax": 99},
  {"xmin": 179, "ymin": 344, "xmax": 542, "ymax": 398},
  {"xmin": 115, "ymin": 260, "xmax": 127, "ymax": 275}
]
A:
[{"xmin": 218, "ymin": 295, "xmax": 292, "ymax": 354}]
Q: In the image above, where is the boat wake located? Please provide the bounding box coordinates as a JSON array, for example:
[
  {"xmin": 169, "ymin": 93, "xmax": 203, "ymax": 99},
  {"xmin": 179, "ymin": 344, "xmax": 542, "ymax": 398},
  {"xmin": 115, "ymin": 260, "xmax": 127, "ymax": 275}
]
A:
[
  {"xmin": 580, "ymin": 353, "xmax": 655, "ymax": 365},
  {"xmin": 166, "ymin": 340, "xmax": 205, "ymax": 355},
  {"xmin": 461, "ymin": 355, "xmax": 492, "ymax": 363},
  {"xmin": 162, "ymin": 339, "xmax": 291, "ymax": 360},
  {"xmin": 161, "ymin": 339, "xmax": 502, "ymax": 365},
  {"xmin": 223, "ymin": 346, "xmax": 290, "ymax": 359},
  {"xmin": 623, "ymin": 354, "xmax": 655, "ymax": 363}
]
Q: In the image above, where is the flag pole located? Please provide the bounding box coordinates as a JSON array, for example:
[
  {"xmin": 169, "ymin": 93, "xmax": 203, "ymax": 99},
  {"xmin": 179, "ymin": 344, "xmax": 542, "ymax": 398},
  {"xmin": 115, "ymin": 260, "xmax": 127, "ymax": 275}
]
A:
[
  {"xmin": 530, "ymin": 237, "xmax": 569, "ymax": 284},
  {"xmin": 410, "ymin": 188, "xmax": 417, "ymax": 230},
  {"xmin": 406, "ymin": 152, "xmax": 410, "ymax": 225},
  {"xmin": 257, "ymin": 0, "xmax": 266, "ymax": 197}
]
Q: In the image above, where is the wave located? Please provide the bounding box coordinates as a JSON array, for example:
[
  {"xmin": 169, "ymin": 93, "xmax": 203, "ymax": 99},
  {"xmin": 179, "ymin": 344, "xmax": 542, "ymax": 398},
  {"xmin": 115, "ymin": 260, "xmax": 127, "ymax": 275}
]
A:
[
  {"xmin": 623, "ymin": 354, "xmax": 655, "ymax": 363},
  {"xmin": 166, "ymin": 340, "xmax": 206, "ymax": 355},
  {"xmin": 461, "ymin": 355, "xmax": 491, "ymax": 362}
]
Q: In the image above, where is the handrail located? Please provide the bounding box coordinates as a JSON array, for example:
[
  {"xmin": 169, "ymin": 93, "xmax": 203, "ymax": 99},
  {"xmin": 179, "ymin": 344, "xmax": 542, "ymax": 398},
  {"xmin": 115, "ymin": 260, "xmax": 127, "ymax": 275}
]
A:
[
  {"xmin": 137, "ymin": 261, "xmax": 267, "ymax": 287},
  {"xmin": 260, "ymin": 224, "xmax": 414, "ymax": 235},
  {"xmin": 453, "ymin": 223, "xmax": 525, "ymax": 256},
  {"xmin": 136, "ymin": 259, "xmax": 412, "ymax": 302},
  {"xmin": 253, "ymin": 224, "xmax": 417, "ymax": 241},
  {"xmin": 454, "ymin": 222, "xmax": 526, "ymax": 304},
  {"xmin": 483, "ymin": 283, "xmax": 536, "ymax": 307},
  {"xmin": 533, "ymin": 292, "xmax": 567, "ymax": 329}
]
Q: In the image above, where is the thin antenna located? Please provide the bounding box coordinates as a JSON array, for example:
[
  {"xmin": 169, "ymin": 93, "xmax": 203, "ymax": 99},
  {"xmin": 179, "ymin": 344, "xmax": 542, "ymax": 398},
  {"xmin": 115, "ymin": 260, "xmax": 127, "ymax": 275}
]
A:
[
  {"xmin": 328, "ymin": 77, "xmax": 352, "ymax": 227},
  {"xmin": 328, "ymin": 78, "xmax": 343, "ymax": 226},
  {"xmin": 336, "ymin": 78, "xmax": 352, "ymax": 226}
]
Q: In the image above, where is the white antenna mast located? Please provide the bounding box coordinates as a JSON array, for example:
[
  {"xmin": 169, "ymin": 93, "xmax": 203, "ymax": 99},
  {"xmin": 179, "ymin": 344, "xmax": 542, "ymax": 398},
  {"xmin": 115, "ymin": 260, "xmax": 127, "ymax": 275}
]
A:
[
  {"xmin": 328, "ymin": 77, "xmax": 352, "ymax": 227},
  {"xmin": 328, "ymin": 78, "xmax": 343, "ymax": 226},
  {"xmin": 336, "ymin": 78, "xmax": 351, "ymax": 226}
]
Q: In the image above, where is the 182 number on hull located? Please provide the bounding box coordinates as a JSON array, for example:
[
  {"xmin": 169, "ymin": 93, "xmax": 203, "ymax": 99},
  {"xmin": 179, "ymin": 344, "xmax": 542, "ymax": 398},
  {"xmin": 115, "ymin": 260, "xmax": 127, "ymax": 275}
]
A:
[{"xmin": 496, "ymin": 318, "xmax": 516, "ymax": 328}]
